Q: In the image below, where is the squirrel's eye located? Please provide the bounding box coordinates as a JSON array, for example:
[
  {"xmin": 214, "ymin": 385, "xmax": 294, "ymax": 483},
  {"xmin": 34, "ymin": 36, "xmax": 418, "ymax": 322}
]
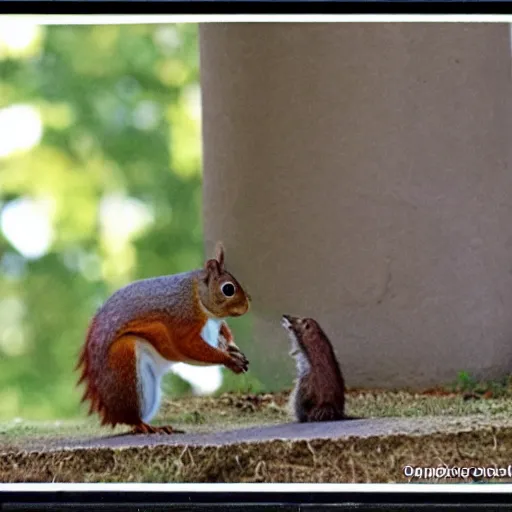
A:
[{"xmin": 221, "ymin": 282, "xmax": 236, "ymax": 297}]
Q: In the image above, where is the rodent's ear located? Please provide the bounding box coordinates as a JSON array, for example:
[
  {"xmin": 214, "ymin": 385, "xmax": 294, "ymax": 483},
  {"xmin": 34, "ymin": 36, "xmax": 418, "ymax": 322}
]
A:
[
  {"xmin": 204, "ymin": 258, "xmax": 221, "ymax": 281},
  {"xmin": 215, "ymin": 242, "xmax": 225, "ymax": 271}
]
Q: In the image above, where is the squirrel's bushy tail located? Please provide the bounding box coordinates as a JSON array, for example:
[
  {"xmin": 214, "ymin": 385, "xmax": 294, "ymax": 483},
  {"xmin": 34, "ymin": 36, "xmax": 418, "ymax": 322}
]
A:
[{"xmin": 76, "ymin": 317, "xmax": 111, "ymax": 426}]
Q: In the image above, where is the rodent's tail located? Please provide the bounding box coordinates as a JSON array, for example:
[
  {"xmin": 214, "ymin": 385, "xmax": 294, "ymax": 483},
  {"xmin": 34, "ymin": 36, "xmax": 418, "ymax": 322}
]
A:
[{"xmin": 76, "ymin": 317, "xmax": 110, "ymax": 425}]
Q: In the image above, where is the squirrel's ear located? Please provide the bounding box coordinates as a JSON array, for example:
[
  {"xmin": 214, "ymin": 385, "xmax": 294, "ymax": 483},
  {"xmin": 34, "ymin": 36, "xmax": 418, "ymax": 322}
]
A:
[
  {"xmin": 204, "ymin": 258, "xmax": 220, "ymax": 281},
  {"xmin": 215, "ymin": 242, "xmax": 225, "ymax": 270}
]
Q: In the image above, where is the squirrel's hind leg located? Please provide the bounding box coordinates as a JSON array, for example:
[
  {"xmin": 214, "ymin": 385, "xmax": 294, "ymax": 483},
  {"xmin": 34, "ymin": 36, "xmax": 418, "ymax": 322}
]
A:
[
  {"xmin": 103, "ymin": 335, "xmax": 183, "ymax": 434},
  {"xmin": 100, "ymin": 335, "xmax": 144, "ymax": 427}
]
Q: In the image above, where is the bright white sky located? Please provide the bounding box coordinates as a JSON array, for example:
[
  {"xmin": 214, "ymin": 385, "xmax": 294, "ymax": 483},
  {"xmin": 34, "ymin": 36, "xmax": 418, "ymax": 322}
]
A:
[{"xmin": 0, "ymin": 21, "xmax": 222, "ymax": 395}]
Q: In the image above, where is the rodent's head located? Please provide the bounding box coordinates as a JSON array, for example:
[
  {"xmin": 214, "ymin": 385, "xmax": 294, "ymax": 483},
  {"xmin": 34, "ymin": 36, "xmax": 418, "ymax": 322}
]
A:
[
  {"xmin": 197, "ymin": 243, "xmax": 251, "ymax": 319},
  {"xmin": 281, "ymin": 314, "xmax": 328, "ymax": 358}
]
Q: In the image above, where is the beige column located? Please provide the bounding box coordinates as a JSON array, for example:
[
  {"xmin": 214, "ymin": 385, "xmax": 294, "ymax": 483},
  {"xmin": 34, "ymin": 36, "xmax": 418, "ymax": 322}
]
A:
[{"xmin": 199, "ymin": 23, "xmax": 512, "ymax": 390}]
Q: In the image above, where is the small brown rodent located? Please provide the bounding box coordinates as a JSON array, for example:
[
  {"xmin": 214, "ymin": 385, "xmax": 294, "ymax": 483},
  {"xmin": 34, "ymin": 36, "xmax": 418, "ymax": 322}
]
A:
[{"xmin": 281, "ymin": 314, "xmax": 353, "ymax": 423}]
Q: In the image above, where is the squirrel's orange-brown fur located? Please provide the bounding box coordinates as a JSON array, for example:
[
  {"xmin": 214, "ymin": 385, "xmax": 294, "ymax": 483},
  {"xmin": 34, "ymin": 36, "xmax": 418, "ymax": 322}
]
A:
[{"xmin": 76, "ymin": 244, "xmax": 250, "ymax": 434}]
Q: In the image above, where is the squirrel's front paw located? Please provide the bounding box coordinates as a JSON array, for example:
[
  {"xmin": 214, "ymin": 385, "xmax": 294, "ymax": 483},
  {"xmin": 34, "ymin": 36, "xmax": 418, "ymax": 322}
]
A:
[
  {"xmin": 218, "ymin": 334, "xmax": 229, "ymax": 352},
  {"xmin": 225, "ymin": 346, "xmax": 249, "ymax": 374}
]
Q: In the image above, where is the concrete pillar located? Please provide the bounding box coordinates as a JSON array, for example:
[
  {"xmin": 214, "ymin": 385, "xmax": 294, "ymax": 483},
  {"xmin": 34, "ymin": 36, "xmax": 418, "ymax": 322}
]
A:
[{"xmin": 199, "ymin": 23, "xmax": 512, "ymax": 390}]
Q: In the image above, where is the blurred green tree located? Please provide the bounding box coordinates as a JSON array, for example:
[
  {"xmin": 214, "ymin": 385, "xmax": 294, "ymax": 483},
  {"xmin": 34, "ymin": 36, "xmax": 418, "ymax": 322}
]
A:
[{"xmin": 0, "ymin": 23, "xmax": 205, "ymax": 420}]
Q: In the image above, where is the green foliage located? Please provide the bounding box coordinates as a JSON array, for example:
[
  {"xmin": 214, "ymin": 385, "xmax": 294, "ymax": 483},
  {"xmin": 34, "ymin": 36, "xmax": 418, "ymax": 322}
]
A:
[
  {"xmin": 452, "ymin": 371, "xmax": 512, "ymax": 398},
  {"xmin": 216, "ymin": 369, "xmax": 266, "ymax": 396},
  {"xmin": 455, "ymin": 371, "xmax": 477, "ymax": 392},
  {"xmin": 0, "ymin": 24, "xmax": 204, "ymax": 420},
  {"xmin": 162, "ymin": 372, "xmax": 194, "ymax": 398}
]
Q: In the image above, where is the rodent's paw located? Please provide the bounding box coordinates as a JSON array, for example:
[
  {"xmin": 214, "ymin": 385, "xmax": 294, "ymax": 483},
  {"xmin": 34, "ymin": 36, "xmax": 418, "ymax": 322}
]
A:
[
  {"xmin": 228, "ymin": 344, "xmax": 249, "ymax": 363},
  {"xmin": 226, "ymin": 347, "xmax": 249, "ymax": 374},
  {"xmin": 218, "ymin": 335, "xmax": 229, "ymax": 352},
  {"xmin": 226, "ymin": 343, "xmax": 243, "ymax": 354}
]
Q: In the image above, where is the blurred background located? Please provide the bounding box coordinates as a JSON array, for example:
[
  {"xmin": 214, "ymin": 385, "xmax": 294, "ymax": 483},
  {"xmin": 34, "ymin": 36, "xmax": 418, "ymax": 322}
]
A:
[{"xmin": 0, "ymin": 21, "xmax": 261, "ymax": 421}]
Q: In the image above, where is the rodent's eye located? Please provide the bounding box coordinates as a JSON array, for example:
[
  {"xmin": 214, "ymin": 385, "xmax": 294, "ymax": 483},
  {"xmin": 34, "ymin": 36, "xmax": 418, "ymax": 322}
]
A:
[{"xmin": 221, "ymin": 282, "xmax": 236, "ymax": 297}]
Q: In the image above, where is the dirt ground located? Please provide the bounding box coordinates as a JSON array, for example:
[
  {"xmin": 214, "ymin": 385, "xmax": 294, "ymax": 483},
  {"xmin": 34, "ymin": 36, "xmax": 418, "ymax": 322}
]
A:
[{"xmin": 2, "ymin": 387, "xmax": 512, "ymax": 483}]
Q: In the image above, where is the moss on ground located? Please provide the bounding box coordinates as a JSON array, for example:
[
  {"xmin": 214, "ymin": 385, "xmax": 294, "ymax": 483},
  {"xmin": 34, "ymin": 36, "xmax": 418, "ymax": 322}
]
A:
[
  {"xmin": 3, "ymin": 387, "xmax": 512, "ymax": 446},
  {"xmin": 2, "ymin": 424, "xmax": 512, "ymax": 484},
  {"xmin": 2, "ymin": 388, "xmax": 512, "ymax": 483}
]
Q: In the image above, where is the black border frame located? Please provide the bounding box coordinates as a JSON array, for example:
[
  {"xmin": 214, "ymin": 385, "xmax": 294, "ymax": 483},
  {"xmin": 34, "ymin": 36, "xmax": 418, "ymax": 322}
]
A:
[
  {"xmin": 1, "ymin": 6, "xmax": 512, "ymax": 510},
  {"xmin": 1, "ymin": 490, "xmax": 512, "ymax": 509},
  {"xmin": 1, "ymin": 2, "xmax": 512, "ymax": 15}
]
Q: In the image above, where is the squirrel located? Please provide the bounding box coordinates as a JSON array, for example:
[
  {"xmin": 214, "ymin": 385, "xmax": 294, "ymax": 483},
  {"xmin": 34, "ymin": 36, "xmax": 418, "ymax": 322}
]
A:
[
  {"xmin": 76, "ymin": 243, "xmax": 251, "ymax": 435},
  {"xmin": 281, "ymin": 314, "xmax": 357, "ymax": 423}
]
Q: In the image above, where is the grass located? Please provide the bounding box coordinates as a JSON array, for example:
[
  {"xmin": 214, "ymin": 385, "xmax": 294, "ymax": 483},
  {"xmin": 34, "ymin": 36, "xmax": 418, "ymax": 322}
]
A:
[
  {"xmin": 2, "ymin": 384, "xmax": 512, "ymax": 448},
  {"xmin": 3, "ymin": 377, "xmax": 512, "ymax": 483},
  {"xmin": 0, "ymin": 392, "xmax": 290, "ymax": 448},
  {"xmin": 449, "ymin": 372, "xmax": 512, "ymax": 398}
]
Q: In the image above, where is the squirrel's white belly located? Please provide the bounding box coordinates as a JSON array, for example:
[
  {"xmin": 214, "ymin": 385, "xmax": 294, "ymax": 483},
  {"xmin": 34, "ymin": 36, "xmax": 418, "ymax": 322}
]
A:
[
  {"xmin": 286, "ymin": 331, "xmax": 311, "ymax": 377},
  {"xmin": 135, "ymin": 338, "xmax": 175, "ymax": 423},
  {"xmin": 200, "ymin": 318, "xmax": 223, "ymax": 349}
]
